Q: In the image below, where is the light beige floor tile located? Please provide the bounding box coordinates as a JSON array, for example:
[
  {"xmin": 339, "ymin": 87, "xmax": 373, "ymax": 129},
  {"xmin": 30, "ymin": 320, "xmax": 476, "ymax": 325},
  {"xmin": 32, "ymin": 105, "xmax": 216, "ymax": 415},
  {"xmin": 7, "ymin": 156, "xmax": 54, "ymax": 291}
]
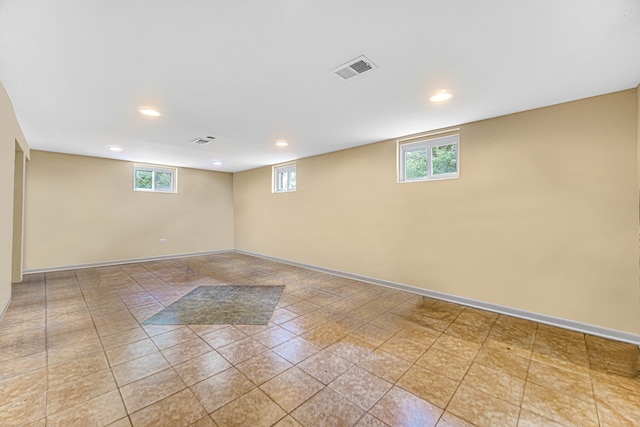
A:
[
  {"xmin": 151, "ymin": 327, "xmax": 198, "ymax": 350},
  {"xmin": 455, "ymin": 307, "xmax": 499, "ymax": 328},
  {"xmin": 107, "ymin": 417, "xmax": 133, "ymax": 427},
  {"xmin": 120, "ymin": 368, "xmax": 186, "ymax": 413},
  {"xmin": 252, "ymin": 325, "xmax": 297, "ymax": 348},
  {"xmin": 0, "ymin": 368, "xmax": 47, "ymax": 424},
  {"xmin": 301, "ymin": 323, "xmax": 348, "ymax": 348},
  {"xmin": 99, "ymin": 326, "xmax": 148, "ymax": 350},
  {"xmin": 272, "ymin": 336, "xmax": 321, "ymax": 364},
  {"xmin": 291, "ymin": 388, "xmax": 365, "ymax": 427},
  {"xmin": 298, "ymin": 349, "xmax": 353, "ymax": 385},
  {"xmin": 329, "ymin": 366, "xmax": 392, "ymax": 410},
  {"xmin": 473, "ymin": 345, "xmax": 530, "ymax": 379},
  {"xmin": 435, "ymin": 412, "xmax": 478, "ymax": 427},
  {"xmin": 430, "ymin": 334, "xmax": 481, "ymax": 360},
  {"xmin": 189, "ymin": 415, "xmax": 216, "ymax": 427},
  {"xmin": 46, "ymin": 336, "xmax": 103, "ymax": 366},
  {"xmin": 355, "ymin": 413, "xmax": 389, "ymax": 427},
  {"xmin": 46, "ymin": 321, "xmax": 98, "ymax": 349},
  {"xmin": 416, "ymin": 347, "xmax": 474, "ymax": 382},
  {"xmin": 2, "ymin": 254, "xmax": 635, "ymax": 426},
  {"xmin": 592, "ymin": 376, "xmax": 640, "ymax": 426},
  {"xmin": 348, "ymin": 323, "xmax": 395, "ymax": 347},
  {"xmin": 260, "ymin": 366, "xmax": 324, "ymax": 412},
  {"xmin": 272, "ymin": 415, "xmax": 303, "ymax": 427},
  {"xmin": 461, "ymin": 362, "xmax": 526, "ymax": 405},
  {"xmin": 111, "ymin": 351, "xmax": 170, "ymax": 386},
  {"xmin": 46, "ymin": 389, "xmax": 126, "ymax": 427},
  {"xmin": 517, "ymin": 409, "xmax": 564, "ymax": 427},
  {"xmin": 397, "ymin": 364, "xmax": 459, "ymax": 408},
  {"xmin": 218, "ymin": 336, "xmax": 268, "ymax": 364},
  {"xmin": 0, "ymin": 351, "xmax": 47, "ymax": 381},
  {"xmin": 447, "ymin": 385, "xmax": 520, "ymax": 427},
  {"xmin": 211, "ymin": 388, "xmax": 287, "ymax": 427},
  {"xmin": 47, "ymin": 352, "xmax": 110, "ymax": 389},
  {"xmin": 270, "ymin": 308, "xmax": 299, "ymax": 325},
  {"xmin": 369, "ymin": 386, "xmax": 442, "ymax": 427},
  {"xmin": 142, "ymin": 324, "xmax": 184, "ymax": 337},
  {"xmin": 161, "ymin": 337, "xmax": 212, "ymax": 365},
  {"xmin": 105, "ymin": 339, "xmax": 158, "ymax": 366},
  {"xmin": 129, "ymin": 389, "xmax": 207, "ymax": 427},
  {"xmin": 378, "ymin": 336, "xmax": 429, "ymax": 363},
  {"xmin": 326, "ymin": 335, "xmax": 376, "ymax": 364},
  {"xmin": 190, "ymin": 367, "xmax": 255, "ymax": 413},
  {"xmin": 236, "ymin": 349, "xmax": 292, "ymax": 385},
  {"xmin": 357, "ymin": 349, "xmax": 413, "ymax": 383},
  {"xmin": 521, "ymin": 382, "xmax": 598, "ymax": 427},
  {"xmin": 47, "ymin": 368, "xmax": 117, "ymax": 415},
  {"xmin": 200, "ymin": 326, "xmax": 247, "ymax": 348},
  {"xmin": 174, "ymin": 350, "xmax": 231, "ymax": 386},
  {"xmin": 527, "ymin": 359, "xmax": 593, "ymax": 397}
]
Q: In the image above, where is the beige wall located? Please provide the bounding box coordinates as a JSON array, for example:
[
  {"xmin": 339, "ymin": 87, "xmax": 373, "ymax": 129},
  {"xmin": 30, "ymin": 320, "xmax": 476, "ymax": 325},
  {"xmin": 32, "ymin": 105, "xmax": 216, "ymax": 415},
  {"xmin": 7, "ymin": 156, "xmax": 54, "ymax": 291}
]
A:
[
  {"xmin": 12, "ymin": 146, "xmax": 26, "ymax": 282},
  {"xmin": 24, "ymin": 151, "xmax": 234, "ymax": 270},
  {"xmin": 234, "ymin": 89, "xmax": 640, "ymax": 335},
  {"xmin": 0, "ymin": 81, "xmax": 29, "ymax": 313}
]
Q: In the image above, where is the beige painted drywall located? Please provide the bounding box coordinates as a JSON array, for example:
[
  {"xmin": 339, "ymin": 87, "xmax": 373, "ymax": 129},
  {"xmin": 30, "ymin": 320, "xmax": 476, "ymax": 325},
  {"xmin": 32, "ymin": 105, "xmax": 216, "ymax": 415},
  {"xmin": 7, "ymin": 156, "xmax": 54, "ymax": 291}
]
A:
[
  {"xmin": 12, "ymin": 146, "xmax": 25, "ymax": 282},
  {"xmin": 24, "ymin": 151, "xmax": 234, "ymax": 270},
  {"xmin": 0, "ymin": 81, "xmax": 29, "ymax": 314},
  {"xmin": 234, "ymin": 89, "xmax": 640, "ymax": 335}
]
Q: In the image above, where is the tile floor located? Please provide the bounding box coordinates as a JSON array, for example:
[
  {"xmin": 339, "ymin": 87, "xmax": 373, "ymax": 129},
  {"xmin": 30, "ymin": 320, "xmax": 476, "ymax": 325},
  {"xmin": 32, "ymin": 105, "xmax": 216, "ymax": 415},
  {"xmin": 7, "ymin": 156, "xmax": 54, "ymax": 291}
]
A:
[
  {"xmin": 142, "ymin": 285, "xmax": 285, "ymax": 325},
  {"xmin": 0, "ymin": 253, "xmax": 638, "ymax": 426}
]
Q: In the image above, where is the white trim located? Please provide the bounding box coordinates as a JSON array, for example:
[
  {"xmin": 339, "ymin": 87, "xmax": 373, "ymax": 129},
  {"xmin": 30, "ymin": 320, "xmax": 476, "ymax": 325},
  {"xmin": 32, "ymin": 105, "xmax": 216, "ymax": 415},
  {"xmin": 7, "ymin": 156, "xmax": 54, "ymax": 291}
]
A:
[
  {"xmin": 21, "ymin": 250, "xmax": 234, "ymax": 274},
  {"xmin": 235, "ymin": 249, "xmax": 640, "ymax": 345},
  {"xmin": 273, "ymin": 162, "xmax": 297, "ymax": 193},
  {"xmin": 398, "ymin": 134, "xmax": 460, "ymax": 183},
  {"xmin": 133, "ymin": 164, "xmax": 177, "ymax": 193},
  {"xmin": 0, "ymin": 297, "xmax": 11, "ymax": 321},
  {"xmin": 397, "ymin": 127, "xmax": 460, "ymax": 143}
]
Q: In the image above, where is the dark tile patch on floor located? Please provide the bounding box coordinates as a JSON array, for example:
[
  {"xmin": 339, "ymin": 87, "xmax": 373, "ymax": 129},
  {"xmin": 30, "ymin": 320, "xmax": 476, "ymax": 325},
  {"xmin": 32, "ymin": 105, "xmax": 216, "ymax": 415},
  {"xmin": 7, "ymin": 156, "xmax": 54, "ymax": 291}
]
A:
[{"xmin": 142, "ymin": 285, "xmax": 285, "ymax": 325}]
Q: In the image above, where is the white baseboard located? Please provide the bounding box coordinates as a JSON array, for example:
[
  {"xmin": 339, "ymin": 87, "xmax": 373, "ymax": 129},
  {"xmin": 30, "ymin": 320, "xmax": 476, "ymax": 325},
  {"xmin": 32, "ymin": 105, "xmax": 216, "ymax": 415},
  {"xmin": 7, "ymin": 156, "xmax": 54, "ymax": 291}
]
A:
[
  {"xmin": 0, "ymin": 297, "xmax": 11, "ymax": 321},
  {"xmin": 21, "ymin": 249, "xmax": 234, "ymax": 274},
  {"xmin": 236, "ymin": 250, "xmax": 640, "ymax": 346}
]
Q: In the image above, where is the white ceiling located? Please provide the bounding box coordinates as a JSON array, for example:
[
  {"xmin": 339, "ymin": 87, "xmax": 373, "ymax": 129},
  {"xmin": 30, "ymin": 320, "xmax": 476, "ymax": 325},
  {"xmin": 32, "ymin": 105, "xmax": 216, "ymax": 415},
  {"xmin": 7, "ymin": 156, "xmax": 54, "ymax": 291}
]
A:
[{"xmin": 1, "ymin": 0, "xmax": 639, "ymax": 172}]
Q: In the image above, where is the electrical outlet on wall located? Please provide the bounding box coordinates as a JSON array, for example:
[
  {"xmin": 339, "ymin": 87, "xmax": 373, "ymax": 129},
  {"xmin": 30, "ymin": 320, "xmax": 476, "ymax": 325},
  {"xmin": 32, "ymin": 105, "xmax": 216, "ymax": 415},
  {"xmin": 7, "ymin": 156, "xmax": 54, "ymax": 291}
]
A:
[{"xmin": 159, "ymin": 239, "xmax": 167, "ymax": 243}]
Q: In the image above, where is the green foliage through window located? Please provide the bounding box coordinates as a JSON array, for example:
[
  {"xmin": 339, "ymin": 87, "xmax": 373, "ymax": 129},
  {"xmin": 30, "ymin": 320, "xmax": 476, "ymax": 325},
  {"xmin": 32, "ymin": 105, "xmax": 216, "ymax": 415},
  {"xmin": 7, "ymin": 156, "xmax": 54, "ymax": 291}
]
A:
[
  {"xmin": 404, "ymin": 148, "xmax": 428, "ymax": 180},
  {"xmin": 432, "ymin": 144, "xmax": 457, "ymax": 175},
  {"xmin": 135, "ymin": 170, "xmax": 153, "ymax": 189},
  {"xmin": 399, "ymin": 134, "xmax": 459, "ymax": 182},
  {"xmin": 134, "ymin": 166, "xmax": 176, "ymax": 192}
]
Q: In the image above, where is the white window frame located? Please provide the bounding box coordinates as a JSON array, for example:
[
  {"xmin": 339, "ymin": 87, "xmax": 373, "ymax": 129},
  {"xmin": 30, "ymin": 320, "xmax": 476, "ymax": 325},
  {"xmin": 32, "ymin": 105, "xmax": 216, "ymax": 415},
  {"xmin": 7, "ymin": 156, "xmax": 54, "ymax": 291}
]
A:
[
  {"xmin": 133, "ymin": 164, "xmax": 177, "ymax": 193},
  {"xmin": 398, "ymin": 133, "xmax": 460, "ymax": 183},
  {"xmin": 273, "ymin": 162, "xmax": 296, "ymax": 193}
]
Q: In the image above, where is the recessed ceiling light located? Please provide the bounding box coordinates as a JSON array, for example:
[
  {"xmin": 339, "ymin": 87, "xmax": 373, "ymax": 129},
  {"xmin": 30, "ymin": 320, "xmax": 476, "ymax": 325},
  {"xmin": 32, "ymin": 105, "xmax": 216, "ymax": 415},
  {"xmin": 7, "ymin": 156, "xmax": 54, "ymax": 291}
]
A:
[
  {"xmin": 275, "ymin": 140, "xmax": 288, "ymax": 147},
  {"xmin": 429, "ymin": 90, "xmax": 454, "ymax": 103},
  {"xmin": 212, "ymin": 161, "xmax": 222, "ymax": 166},
  {"xmin": 107, "ymin": 145, "xmax": 123, "ymax": 152},
  {"xmin": 138, "ymin": 108, "xmax": 161, "ymax": 117}
]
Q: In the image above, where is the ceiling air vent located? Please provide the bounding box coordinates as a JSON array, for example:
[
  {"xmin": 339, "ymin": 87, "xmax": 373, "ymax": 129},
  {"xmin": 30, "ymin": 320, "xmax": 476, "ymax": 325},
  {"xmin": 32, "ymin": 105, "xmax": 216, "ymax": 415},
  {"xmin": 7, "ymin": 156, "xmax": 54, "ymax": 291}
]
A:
[
  {"xmin": 191, "ymin": 136, "xmax": 216, "ymax": 145},
  {"xmin": 333, "ymin": 55, "xmax": 377, "ymax": 80}
]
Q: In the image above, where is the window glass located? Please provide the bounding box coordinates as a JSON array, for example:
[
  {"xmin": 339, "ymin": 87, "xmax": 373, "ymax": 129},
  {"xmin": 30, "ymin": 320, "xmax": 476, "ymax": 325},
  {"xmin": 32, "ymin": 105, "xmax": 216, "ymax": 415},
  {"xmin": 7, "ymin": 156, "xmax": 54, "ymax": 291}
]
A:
[
  {"xmin": 398, "ymin": 134, "xmax": 459, "ymax": 182},
  {"xmin": 273, "ymin": 163, "xmax": 296, "ymax": 193},
  {"xmin": 135, "ymin": 170, "xmax": 153, "ymax": 190},
  {"xmin": 431, "ymin": 143, "xmax": 457, "ymax": 175},
  {"xmin": 134, "ymin": 165, "xmax": 177, "ymax": 193},
  {"xmin": 404, "ymin": 147, "xmax": 428, "ymax": 180}
]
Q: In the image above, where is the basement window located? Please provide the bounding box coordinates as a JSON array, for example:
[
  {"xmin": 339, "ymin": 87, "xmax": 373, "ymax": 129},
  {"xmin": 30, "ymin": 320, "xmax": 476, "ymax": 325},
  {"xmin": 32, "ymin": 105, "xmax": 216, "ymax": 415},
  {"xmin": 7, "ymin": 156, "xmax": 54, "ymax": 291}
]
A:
[
  {"xmin": 134, "ymin": 165, "xmax": 177, "ymax": 193},
  {"xmin": 398, "ymin": 133, "xmax": 459, "ymax": 182},
  {"xmin": 273, "ymin": 163, "xmax": 296, "ymax": 193}
]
